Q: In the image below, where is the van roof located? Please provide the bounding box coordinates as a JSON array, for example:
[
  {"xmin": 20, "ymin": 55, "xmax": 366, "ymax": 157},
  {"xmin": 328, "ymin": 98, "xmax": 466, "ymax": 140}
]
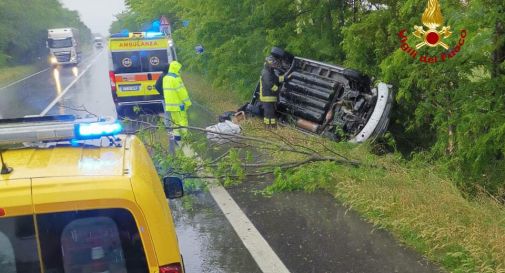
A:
[{"xmin": 0, "ymin": 140, "xmax": 127, "ymax": 181}]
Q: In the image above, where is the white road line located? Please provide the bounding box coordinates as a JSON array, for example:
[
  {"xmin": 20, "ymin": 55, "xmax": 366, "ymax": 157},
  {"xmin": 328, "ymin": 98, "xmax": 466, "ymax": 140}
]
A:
[
  {"xmin": 39, "ymin": 51, "xmax": 104, "ymax": 116},
  {"xmin": 208, "ymin": 185, "xmax": 291, "ymax": 273},
  {"xmin": 0, "ymin": 68, "xmax": 50, "ymax": 90},
  {"xmin": 182, "ymin": 146, "xmax": 291, "ymax": 273}
]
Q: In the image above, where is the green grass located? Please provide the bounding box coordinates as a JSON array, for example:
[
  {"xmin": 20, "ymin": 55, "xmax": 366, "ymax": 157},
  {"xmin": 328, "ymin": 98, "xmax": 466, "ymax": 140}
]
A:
[
  {"xmin": 182, "ymin": 72, "xmax": 243, "ymax": 114},
  {"xmin": 0, "ymin": 65, "xmax": 39, "ymax": 87},
  {"xmin": 183, "ymin": 73, "xmax": 505, "ymax": 273}
]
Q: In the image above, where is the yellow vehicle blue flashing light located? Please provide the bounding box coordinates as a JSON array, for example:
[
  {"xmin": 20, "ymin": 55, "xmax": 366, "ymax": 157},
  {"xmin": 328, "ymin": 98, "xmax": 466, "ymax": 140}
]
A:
[{"xmin": 75, "ymin": 121, "xmax": 123, "ymax": 140}]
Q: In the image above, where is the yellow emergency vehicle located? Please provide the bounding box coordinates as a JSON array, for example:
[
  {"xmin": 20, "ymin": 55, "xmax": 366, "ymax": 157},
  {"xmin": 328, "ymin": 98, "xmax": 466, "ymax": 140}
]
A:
[
  {"xmin": 0, "ymin": 115, "xmax": 185, "ymax": 273},
  {"xmin": 108, "ymin": 32, "xmax": 177, "ymax": 116}
]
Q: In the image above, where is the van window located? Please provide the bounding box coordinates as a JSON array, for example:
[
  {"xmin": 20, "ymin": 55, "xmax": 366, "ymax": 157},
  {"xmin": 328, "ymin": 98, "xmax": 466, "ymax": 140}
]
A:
[
  {"xmin": 37, "ymin": 209, "xmax": 149, "ymax": 273},
  {"xmin": 0, "ymin": 216, "xmax": 41, "ymax": 273},
  {"xmin": 112, "ymin": 52, "xmax": 142, "ymax": 74},
  {"xmin": 140, "ymin": 50, "xmax": 169, "ymax": 73},
  {"xmin": 112, "ymin": 50, "xmax": 169, "ymax": 74}
]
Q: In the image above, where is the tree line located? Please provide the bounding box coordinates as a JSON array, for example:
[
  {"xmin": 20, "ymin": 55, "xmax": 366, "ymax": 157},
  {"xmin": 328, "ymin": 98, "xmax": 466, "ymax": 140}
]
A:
[
  {"xmin": 114, "ymin": 0, "xmax": 505, "ymax": 196},
  {"xmin": 0, "ymin": 0, "xmax": 91, "ymax": 67}
]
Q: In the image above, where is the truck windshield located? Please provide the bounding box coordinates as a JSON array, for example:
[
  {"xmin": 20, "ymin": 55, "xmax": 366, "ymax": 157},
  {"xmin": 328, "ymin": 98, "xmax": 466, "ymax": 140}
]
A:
[
  {"xmin": 112, "ymin": 50, "xmax": 169, "ymax": 74},
  {"xmin": 48, "ymin": 38, "xmax": 73, "ymax": 48}
]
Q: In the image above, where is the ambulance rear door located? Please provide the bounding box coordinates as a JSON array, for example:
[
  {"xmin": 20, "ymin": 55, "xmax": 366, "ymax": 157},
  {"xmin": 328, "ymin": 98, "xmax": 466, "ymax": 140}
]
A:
[{"xmin": 110, "ymin": 37, "xmax": 173, "ymax": 99}]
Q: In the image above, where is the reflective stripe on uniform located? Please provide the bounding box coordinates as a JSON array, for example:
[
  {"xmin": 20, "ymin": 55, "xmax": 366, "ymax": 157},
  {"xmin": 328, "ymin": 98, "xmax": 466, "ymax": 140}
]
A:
[
  {"xmin": 264, "ymin": 118, "xmax": 277, "ymax": 125},
  {"xmin": 163, "ymin": 84, "xmax": 185, "ymax": 91},
  {"xmin": 271, "ymin": 85, "xmax": 278, "ymax": 92},
  {"xmin": 259, "ymin": 95, "xmax": 277, "ymax": 102}
]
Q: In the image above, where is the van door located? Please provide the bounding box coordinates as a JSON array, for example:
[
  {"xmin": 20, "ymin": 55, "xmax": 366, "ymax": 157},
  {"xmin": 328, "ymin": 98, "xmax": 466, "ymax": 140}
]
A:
[
  {"xmin": 112, "ymin": 50, "xmax": 169, "ymax": 99},
  {"xmin": 139, "ymin": 49, "xmax": 167, "ymax": 96},
  {"xmin": 112, "ymin": 51, "xmax": 146, "ymax": 98}
]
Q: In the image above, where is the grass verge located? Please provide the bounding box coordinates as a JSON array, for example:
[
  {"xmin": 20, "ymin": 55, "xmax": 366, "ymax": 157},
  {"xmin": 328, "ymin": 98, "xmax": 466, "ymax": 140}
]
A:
[
  {"xmin": 183, "ymin": 72, "xmax": 505, "ymax": 273},
  {"xmin": 0, "ymin": 65, "xmax": 39, "ymax": 87},
  {"xmin": 182, "ymin": 72, "xmax": 244, "ymax": 114}
]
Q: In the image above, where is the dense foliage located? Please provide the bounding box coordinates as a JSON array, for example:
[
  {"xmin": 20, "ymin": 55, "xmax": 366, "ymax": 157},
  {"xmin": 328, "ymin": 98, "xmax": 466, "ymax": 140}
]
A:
[
  {"xmin": 116, "ymin": 0, "xmax": 505, "ymax": 195},
  {"xmin": 0, "ymin": 0, "xmax": 91, "ymax": 67}
]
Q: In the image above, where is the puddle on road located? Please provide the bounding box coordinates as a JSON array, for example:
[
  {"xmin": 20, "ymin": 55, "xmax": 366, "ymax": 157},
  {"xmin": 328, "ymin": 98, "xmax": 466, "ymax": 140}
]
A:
[{"xmin": 169, "ymin": 189, "xmax": 262, "ymax": 273}]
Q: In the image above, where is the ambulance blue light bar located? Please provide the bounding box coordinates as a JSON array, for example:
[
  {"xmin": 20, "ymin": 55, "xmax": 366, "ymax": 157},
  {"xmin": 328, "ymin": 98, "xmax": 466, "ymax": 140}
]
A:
[
  {"xmin": 74, "ymin": 120, "xmax": 123, "ymax": 140},
  {"xmin": 110, "ymin": 30, "xmax": 130, "ymax": 38},
  {"xmin": 0, "ymin": 115, "xmax": 123, "ymax": 145},
  {"xmin": 145, "ymin": 32, "xmax": 164, "ymax": 38}
]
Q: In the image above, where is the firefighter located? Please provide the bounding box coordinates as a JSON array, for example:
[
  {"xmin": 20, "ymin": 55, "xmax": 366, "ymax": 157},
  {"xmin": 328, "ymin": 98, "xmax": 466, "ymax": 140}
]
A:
[
  {"xmin": 260, "ymin": 54, "xmax": 284, "ymax": 128},
  {"xmin": 162, "ymin": 61, "xmax": 192, "ymax": 141}
]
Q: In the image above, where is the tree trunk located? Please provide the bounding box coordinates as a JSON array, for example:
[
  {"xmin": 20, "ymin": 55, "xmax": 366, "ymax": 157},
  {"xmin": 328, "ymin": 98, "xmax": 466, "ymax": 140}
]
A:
[
  {"xmin": 447, "ymin": 124, "xmax": 455, "ymax": 155},
  {"xmin": 492, "ymin": 20, "xmax": 504, "ymax": 78},
  {"xmin": 447, "ymin": 109, "xmax": 455, "ymax": 155}
]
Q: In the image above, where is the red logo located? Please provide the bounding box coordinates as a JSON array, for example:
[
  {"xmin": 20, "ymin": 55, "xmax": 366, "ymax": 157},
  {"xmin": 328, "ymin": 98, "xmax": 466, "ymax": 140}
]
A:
[{"xmin": 398, "ymin": 0, "xmax": 467, "ymax": 64}]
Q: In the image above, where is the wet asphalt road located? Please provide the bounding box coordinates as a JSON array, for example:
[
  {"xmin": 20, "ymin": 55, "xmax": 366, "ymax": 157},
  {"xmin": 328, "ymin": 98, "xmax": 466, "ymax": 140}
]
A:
[{"xmin": 0, "ymin": 50, "xmax": 443, "ymax": 273}]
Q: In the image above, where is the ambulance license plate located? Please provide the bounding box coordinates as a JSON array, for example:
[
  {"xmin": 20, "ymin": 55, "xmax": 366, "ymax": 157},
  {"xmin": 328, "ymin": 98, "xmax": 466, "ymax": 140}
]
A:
[{"xmin": 120, "ymin": 85, "xmax": 141, "ymax": 91}]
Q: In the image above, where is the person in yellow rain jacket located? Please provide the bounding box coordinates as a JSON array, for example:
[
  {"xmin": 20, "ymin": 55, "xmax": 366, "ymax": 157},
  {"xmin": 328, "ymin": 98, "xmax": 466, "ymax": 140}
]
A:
[{"xmin": 161, "ymin": 61, "xmax": 192, "ymax": 141}]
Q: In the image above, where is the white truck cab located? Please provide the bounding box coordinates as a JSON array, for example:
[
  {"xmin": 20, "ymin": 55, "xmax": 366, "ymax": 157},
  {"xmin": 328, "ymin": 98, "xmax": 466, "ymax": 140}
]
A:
[
  {"xmin": 94, "ymin": 36, "xmax": 104, "ymax": 49},
  {"xmin": 47, "ymin": 28, "xmax": 81, "ymax": 67}
]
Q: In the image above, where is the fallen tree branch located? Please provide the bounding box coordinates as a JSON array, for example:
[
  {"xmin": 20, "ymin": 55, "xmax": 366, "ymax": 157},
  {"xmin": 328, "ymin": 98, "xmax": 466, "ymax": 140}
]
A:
[
  {"xmin": 206, "ymin": 155, "xmax": 359, "ymax": 168},
  {"xmin": 123, "ymin": 117, "xmax": 362, "ymax": 182}
]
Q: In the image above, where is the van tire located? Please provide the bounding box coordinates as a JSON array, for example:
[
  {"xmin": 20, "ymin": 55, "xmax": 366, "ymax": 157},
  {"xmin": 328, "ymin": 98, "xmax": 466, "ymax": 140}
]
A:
[{"xmin": 271, "ymin": 47, "xmax": 285, "ymax": 59}]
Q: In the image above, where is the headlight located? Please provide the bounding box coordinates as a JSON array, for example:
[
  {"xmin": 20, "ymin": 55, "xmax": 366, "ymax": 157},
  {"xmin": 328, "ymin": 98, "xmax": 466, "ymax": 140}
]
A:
[{"xmin": 50, "ymin": 56, "xmax": 58, "ymax": 64}]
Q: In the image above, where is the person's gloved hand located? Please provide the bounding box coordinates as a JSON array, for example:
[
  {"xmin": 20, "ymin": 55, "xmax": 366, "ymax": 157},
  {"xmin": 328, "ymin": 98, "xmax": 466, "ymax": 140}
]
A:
[{"xmin": 180, "ymin": 104, "xmax": 185, "ymax": 111}]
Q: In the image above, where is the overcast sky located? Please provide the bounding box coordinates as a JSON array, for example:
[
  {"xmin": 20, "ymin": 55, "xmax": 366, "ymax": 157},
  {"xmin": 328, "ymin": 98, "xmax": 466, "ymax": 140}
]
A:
[{"xmin": 60, "ymin": 0, "xmax": 126, "ymax": 36}]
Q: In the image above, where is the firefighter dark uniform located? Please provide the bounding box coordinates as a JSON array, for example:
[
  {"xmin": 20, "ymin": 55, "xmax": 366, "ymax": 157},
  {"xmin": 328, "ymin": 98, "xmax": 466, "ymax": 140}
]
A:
[
  {"xmin": 162, "ymin": 61, "xmax": 192, "ymax": 141},
  {"xmin": 260, "ymin": 56, "xmax": 283, "ymax": 127}
]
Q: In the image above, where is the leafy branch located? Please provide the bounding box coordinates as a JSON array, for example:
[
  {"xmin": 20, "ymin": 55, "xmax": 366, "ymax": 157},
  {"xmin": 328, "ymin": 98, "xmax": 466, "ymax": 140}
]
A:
[{"xmin": 122, "ymin": 116, "xmax": 361, "ymax": 186}]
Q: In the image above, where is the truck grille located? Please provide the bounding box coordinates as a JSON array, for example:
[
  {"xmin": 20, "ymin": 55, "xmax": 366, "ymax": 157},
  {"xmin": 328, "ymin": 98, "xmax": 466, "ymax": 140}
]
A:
[{"xmin": 54, "ymin": 52, "xmax": 71, "ymax": 62}]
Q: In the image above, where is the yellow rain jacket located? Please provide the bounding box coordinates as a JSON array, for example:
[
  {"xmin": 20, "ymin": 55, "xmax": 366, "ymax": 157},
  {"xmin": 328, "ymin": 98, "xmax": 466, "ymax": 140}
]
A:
[{"xmin": 163, "ymin": 61, "xmax": 192, "ymax": 112}]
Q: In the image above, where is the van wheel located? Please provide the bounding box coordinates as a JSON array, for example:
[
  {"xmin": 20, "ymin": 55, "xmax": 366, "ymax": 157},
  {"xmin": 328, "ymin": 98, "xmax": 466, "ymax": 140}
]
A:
[
  {"xmin": 271, "ymin": 47, "xmax": 285, "ymax": 59},
  {"xmin": 343, "ymin": 69, "xmax": 362, "ymax": 80}
]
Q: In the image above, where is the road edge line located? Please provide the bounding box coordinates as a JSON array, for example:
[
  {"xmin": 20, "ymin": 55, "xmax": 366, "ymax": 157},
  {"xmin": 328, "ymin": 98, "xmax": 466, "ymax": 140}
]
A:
[
  {"xmin": 39, "ymin": 51, "xmax": 104, "ymax": 116},
  {"xmin": 182, "ymin": 145, "xmax": 291, "ymax": 273}
]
